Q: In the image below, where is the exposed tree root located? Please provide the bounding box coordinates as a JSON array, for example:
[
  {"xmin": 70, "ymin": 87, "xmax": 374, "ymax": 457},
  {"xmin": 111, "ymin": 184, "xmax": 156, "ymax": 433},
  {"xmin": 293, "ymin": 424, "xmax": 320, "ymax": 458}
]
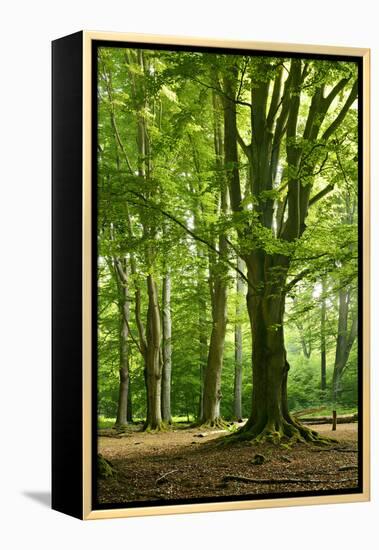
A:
[
  {"xmin": 143, "ymin": 421, "xmax": 170, "ymax": 433},
  {"xmin": 97, "ymin": 454, "xmax": 116, "ymax": 479},
  {"xmin": 113, "ymin": 423, "xmax": 128, "ymax": 432},
  {"xmin": 220, "ymin": 416, "xmax": 337, "ymax": 447},
  {"xmin": 195, "ymin": 417, "xmax": 229, "ymax": 430}
]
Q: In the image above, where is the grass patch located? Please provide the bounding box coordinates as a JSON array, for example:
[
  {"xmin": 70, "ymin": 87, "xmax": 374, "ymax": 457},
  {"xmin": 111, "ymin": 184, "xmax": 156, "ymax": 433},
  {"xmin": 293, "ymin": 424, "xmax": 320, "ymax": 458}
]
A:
[
  {"xmin": 97, "ymin": 414, "xmax": 196, "ymax": 430},
  {"xmin": 98, "ymin": 416, "xmax": 116, "ymax": 429}
]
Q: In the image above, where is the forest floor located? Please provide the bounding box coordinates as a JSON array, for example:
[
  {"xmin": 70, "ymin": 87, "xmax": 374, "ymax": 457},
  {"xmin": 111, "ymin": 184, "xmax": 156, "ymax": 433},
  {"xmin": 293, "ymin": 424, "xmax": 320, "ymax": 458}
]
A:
[{"xmin": 97, "ymin": 422, "xmax": 359, "ymax": 506}]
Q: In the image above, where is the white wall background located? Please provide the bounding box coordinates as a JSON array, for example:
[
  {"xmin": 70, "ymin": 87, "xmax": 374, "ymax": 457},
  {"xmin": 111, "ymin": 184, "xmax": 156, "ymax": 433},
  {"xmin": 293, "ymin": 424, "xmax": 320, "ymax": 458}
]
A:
[{"xmin": 0, "ymin": 1, "xmax": 377, "ymax": 548}]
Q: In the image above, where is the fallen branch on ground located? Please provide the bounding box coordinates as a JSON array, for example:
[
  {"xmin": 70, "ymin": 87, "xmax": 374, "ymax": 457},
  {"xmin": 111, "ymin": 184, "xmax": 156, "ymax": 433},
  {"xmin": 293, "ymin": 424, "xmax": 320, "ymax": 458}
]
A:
[
  {"xmin": 222, "ymin": 475, "xmax": 357, "ymax": 485},
  {"xmin": 311, "ymin": 448, "xmax": 358, "ymax": 453},
  {"xmin": 156, "ymin": 469, "xmax": 179, "ymax": 485},
  {"xmin": 293, "ymin": 407, "xmax": 326, "ymax": 418},
  {"xmin": 297, "ymin": 413, "xmax": 358, "ymax": 425}
]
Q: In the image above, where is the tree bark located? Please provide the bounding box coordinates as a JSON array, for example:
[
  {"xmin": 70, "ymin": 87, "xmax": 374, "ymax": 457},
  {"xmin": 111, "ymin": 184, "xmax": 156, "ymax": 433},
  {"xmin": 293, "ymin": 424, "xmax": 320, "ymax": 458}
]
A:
[
  {"xmin": 161, "ymin": 274, "xmax": 172, "ymax": 423},
  {"xmin": 242, "ymin": 255, "xmax": 288, "ymax": 437},
  {"xmin": 234, "ymin": 253, "xmax": 321, "ymax": 442}
]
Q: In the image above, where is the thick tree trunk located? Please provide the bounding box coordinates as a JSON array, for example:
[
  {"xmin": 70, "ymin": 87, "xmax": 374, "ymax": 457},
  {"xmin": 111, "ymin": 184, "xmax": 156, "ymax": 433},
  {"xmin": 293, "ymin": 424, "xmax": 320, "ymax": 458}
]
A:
[
  {"xmin": 244, "ymin": 256, "xmax": 290, "ymax": 439},
  {"xmin": 233, "ymin": 257, "xmax": 244, "ymax": 421},
  {"xmin": 235, "ymin": 253, "xmax": 325, "ymax": 443},
  {"xmin": 144, "ymin": 275, "xmax": 163, "ymax": 430},
  {"xmin": 161, "ymin": 274, "xmax": 172, "ymax": 423}
]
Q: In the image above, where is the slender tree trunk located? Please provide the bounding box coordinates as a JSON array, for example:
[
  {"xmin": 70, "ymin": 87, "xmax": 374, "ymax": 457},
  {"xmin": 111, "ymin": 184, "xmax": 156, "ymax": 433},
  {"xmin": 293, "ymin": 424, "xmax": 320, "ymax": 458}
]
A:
[
  {"xmin": 332, "ymin": 287, "xmax": 357, "ymax": 403},
  {"xmin": 113, "ymin": 258, "xmax": 130, "ymax": 429},
  {"xmin": 144, "ymin": 275, "xmax": 163, "ymax": 430},
  {"xmin": 300, "ymin": 334, "xmax": 311, "ymax": 359},
  {"xmin": 201, "ymin": 238, "xmax": 228, "ymax": 427},
  {"xmin": 127, "ymin": 383, "xmax": 133, "ymax": 423},
  {"xmin": 115, "ymin": 355, "xmax": 129, "ymax": 428},
  {"xmin": 197, "ymin": 276, "xmax": 208, "ymax": 421},
  {"xmin": 320, "ymin": 279, "xmax": 327, "ymax": 392},
  {"xmin": 293, "ymin": 298, "xmax": 312, "ymax": 359},
  {"xmin": 161, "ymin": 274, "xmax": 172, "ymax": 423},
  {"xmin": 233, "ymin": 257, "xmax": 244, "ymax": 421},
  {"xmin": 193, "ymin": 210, "xmax": 208, "ymax": 421},
  {"xmin": 200, "ymin": 89, "xmax": 228, "ymax": 427},
  {"xmin": 129, "ymin": 50, "xmax": 164, "ymax": 431},
  {"xmin": 201, "ymin": 274, "xmax": 228, "ymax": 426}
]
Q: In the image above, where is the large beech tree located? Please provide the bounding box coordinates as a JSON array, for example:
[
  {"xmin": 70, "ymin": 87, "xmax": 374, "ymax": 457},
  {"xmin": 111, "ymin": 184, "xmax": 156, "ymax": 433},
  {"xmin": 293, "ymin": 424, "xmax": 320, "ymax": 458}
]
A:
[{"xmin": 218, "ymin": 56, "xmax": 358, "ymax": 442}]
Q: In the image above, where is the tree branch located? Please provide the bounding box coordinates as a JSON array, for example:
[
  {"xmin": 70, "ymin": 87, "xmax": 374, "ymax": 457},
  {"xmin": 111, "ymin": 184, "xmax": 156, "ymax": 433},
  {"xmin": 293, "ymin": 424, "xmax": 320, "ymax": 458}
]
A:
[
  {"xmin": 236, "ymin": 57, "xmax": 249, "ymax": 104},
  {"xmin": 323, "ymin": 77, "xmax": 351, "ymax": 110},
  {"xmin": 267, "ymin": 66, "xmax": 283, "ymax": 129},
  {"xmin": 223, "ymin": 475, "xmax": 356, "ymax": 485},
  {"xmin": 99, "ymin": 55, "xmax": 135, "ymax": 175},
  {"xmin": 236, "ymin": 130, "xmax": 251, "ymax": 158},
  {"xmin": 308, "ymin": 183, "xmax": 334, "ymax": 207},
  {"xmin": 285, "ymin": 267, "xmax": 313, "ymax": 292},
  {"xmin": 124, "ymin": 190, "xmax": 252, "ymax": 288},
  {"xmin": 322, "ymin": 80, "xmax": 358, "ymax": 141},
  {"xmin": 190, "ymin": 75, "xmax": 252, "ymax": 109}
]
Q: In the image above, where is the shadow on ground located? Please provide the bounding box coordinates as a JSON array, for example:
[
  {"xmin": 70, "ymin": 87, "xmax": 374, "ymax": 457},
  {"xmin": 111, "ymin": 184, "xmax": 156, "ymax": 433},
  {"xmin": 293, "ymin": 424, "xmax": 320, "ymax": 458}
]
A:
[{"xmin": 22, "ymin": 491, "xmax": 51, "ymax": 508}]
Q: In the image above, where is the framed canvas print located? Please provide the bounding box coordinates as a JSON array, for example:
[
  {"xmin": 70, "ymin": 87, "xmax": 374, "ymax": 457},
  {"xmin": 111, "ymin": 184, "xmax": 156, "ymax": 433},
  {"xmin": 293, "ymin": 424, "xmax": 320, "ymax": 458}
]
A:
[{"xmin": 52, "ymin": 31, "xmax": 370, "ymax": 520}]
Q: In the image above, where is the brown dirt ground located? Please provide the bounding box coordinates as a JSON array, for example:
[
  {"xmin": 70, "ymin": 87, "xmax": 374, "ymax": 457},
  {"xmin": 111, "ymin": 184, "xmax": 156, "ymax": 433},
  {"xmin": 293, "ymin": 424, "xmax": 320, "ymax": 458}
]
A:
[{"xmin": 97, "ymin": 423, "xmax": 359, "ymax": 506}]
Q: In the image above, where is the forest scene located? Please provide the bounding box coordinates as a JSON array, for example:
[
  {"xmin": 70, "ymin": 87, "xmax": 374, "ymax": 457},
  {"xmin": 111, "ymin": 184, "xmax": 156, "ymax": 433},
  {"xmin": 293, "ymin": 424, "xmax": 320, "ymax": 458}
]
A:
[{"xmin": 96, "ymin": 44, "xmax": 360, "ymax": 506}]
